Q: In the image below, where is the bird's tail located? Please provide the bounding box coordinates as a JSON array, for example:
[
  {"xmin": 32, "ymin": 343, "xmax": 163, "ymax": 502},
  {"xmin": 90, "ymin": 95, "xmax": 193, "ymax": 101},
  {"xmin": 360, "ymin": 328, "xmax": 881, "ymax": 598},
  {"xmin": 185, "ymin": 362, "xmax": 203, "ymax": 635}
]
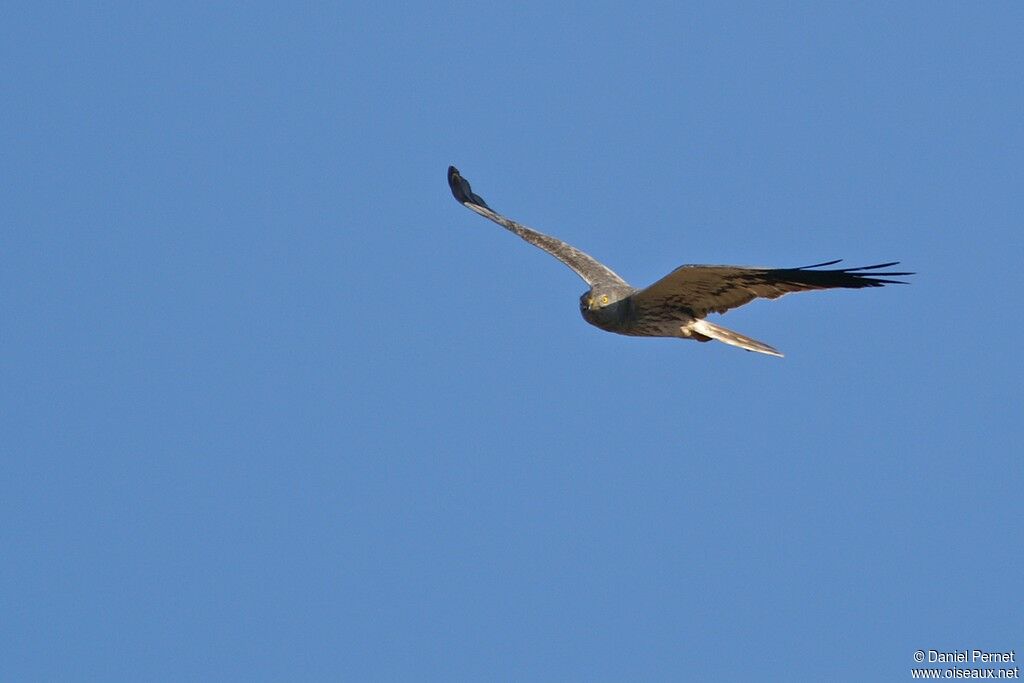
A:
[{"xmin": 689, "ymin": 319, "xmax": 783, "ymax": 358}]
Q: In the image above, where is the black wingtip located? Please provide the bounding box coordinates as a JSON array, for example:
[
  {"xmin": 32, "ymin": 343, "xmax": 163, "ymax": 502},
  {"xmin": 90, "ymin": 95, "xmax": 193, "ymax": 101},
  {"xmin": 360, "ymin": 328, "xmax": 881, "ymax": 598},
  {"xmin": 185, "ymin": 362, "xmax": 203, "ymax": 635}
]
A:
[
  {"xmin": 785, "ymin": 259, "xmax": 914, "ymax": 287},
  {"xmin": 797, "ymin": 259, "xmax": 844, "ymax": 269},
  {"xmin": 447, "ymin": 165, "xmax": 490, "ymax": 209},
  {"xmin": 447, "ymin": 166, "xmax": 463, "ymax": 200}
]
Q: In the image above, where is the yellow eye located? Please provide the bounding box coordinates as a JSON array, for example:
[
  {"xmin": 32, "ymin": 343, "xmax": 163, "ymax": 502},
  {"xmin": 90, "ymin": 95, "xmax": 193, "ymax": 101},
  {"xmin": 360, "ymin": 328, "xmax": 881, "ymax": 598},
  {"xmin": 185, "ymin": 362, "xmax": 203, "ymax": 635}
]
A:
[{"xmin": 600, "ymin": 295, "xmax": 610, "ymax": 305}]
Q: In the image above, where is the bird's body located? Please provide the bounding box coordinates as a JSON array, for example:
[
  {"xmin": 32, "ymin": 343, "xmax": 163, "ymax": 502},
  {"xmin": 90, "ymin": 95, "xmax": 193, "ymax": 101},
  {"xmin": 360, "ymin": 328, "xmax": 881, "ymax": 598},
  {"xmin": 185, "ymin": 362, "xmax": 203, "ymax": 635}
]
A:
[{"xmin": 448, "ymin": 166, "xmax": 911, "ymax": 357}]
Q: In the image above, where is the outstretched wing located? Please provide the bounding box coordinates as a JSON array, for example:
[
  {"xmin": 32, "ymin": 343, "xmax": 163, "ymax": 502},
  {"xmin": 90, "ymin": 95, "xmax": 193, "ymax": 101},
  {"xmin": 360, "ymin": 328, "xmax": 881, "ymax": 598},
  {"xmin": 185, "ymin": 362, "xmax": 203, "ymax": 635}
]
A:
[
  {"xmin": 448, "ymin": 166, "xmax": 629, "ymax": 288},
  {"xmin": 632, "ymin": 260, "xmax": 912, "ymax": 318}
]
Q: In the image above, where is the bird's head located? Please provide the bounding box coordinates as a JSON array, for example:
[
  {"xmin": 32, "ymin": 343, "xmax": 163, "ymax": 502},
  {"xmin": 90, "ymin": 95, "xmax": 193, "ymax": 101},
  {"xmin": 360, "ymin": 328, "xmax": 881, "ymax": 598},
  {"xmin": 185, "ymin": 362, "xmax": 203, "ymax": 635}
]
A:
[{"xmin": 579, "ymin": 284, "xmax": 635, "ymax": 329}]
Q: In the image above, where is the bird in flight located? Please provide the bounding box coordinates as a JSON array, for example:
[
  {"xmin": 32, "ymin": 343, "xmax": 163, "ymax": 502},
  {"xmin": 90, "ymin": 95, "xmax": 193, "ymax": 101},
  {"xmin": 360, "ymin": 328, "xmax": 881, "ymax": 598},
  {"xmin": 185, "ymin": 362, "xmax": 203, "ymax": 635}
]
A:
[{"xmin": 448, "ymin": 166, "xmax": 911, "ymax": 357}]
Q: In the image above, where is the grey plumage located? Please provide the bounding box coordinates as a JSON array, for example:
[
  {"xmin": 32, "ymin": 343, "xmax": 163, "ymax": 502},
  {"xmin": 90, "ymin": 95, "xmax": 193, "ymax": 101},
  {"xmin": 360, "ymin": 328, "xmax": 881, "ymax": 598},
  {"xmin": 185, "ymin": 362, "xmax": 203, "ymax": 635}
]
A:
[{"xmin": 448, "ymin": 166, "xmax": 911, "ymax": 357}]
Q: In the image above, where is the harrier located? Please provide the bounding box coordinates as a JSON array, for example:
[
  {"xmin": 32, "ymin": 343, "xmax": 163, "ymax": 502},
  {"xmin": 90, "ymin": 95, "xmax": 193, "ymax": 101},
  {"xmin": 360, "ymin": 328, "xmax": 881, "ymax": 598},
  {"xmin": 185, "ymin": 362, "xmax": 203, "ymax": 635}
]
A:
[{"xmin": 448, "ymin": 166, "xmax": 910, "ymax": 357}]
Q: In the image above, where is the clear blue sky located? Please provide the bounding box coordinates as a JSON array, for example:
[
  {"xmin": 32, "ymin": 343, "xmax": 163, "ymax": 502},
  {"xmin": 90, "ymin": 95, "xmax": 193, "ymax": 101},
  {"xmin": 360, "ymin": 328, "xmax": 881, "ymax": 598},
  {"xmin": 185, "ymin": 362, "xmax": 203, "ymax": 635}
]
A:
[{"xmin": 3, "ymin": 3, "xmax": 1021, "ymax": 681}]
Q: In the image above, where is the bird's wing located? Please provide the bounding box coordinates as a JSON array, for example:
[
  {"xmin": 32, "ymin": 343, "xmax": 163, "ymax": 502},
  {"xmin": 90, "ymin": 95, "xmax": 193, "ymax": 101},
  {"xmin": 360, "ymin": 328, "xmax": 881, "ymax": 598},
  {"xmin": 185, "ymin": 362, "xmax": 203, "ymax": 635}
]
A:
[
  {"xmin": 448, "ymin": 166, "xmax": 629, "ymax": 288},
  {"xmin": 632, "ymin": 260, "xmax": 912, "ymax": 318}
]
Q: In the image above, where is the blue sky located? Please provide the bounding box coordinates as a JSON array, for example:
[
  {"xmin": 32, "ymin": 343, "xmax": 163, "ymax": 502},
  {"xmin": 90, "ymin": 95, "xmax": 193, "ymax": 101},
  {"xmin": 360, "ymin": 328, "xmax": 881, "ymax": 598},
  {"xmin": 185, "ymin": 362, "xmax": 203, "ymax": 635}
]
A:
[{"xmin": 3, "ymin": 2, "xmax": 1022, "ymax": 680}]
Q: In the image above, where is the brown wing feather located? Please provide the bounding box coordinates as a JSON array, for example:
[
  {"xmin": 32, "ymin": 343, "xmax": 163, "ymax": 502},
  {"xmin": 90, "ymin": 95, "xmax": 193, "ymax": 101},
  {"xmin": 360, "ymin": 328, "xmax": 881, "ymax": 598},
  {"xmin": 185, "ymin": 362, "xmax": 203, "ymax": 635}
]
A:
[{"xmin": 632, "ymin": 261, "xmax": 912, "ymax": 318}]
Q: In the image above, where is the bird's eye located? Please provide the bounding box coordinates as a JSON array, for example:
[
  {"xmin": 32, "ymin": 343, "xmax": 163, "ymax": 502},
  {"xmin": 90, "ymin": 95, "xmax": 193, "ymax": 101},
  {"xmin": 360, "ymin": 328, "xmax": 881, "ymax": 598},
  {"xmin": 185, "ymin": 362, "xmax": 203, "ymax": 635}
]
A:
[{"xmin": 600, "ymin": 295, "xmax": 610, "ymax": 305}]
